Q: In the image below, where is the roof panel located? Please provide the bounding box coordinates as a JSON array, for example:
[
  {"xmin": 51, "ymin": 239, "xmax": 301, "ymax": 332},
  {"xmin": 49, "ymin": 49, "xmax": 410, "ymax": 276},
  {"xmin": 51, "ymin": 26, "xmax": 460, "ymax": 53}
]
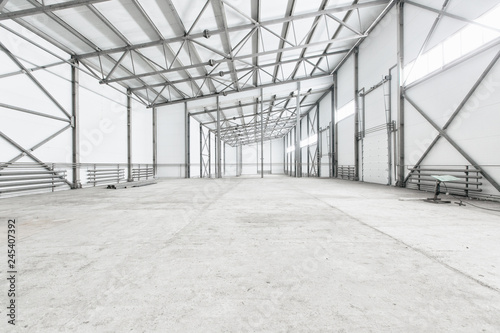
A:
[
  {"xmin": 54, "ymin": 6, "xmax": 126, "ymax": 50},
  {"xmin": 170, "ymin": 0, "xmax": 219, "ymax": 34},
  {"xmin": 93, "ymin": 0, "xmax": 159, "ymax": 44},
  {"xmin": 17, "ymin": 14, "xmax": 95, "ymax": 53}
]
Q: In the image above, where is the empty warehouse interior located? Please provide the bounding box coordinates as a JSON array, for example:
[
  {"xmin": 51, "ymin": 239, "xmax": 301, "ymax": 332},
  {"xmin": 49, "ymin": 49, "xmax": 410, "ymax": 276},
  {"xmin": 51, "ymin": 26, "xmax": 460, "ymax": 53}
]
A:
[{"xmin": 1, "ymin": 0, "xmax": 500, "ymax": 331}]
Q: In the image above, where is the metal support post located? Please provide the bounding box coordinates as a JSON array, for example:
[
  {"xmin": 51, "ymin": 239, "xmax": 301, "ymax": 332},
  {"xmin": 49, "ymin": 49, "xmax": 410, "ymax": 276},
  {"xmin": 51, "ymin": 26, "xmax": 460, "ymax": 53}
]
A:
[
  {"xmin": 153, "ymin": 107, "xmax": 157, "ymax": 177},
  {"xmin": 216, "ymin": 96, "xmax": 221, "ymax": 178},
  {"xmin": 185, "ymin": 102, "xmax": 190, "ymax": 178},
  {"xmin": 127, "ymin": 89, "xmax": 132, "ymax": 182},
  {"xmin": 397, "ymin": 0, "xmax": 405, "ymax": 187},
  {"xmin": 354, "ymin": 48, "xmax": 359, "ymax": 181},
  {"xmin": 260, "ymin": 88, "xmax": 264, "ymax": 178},
  {"xmin": 307, "ymin": 112, "xmax": 310, "ymax": 177},
  {"xmin": 208, "ymin": 131, "xmax": 211, "ymax": 178},
  {"xmin": 332, "ymin": 76, "xmax": 338, "ymax": 178},
  {"xmin": 270, "ymin": 139, "xmax": 272, "ymax": 175},
  {"xmin": 316, "ymin": 105, "xmax": 320, "ymax": 177},
  {"xmin": 199, "ymin": 124, "xmax": 203, "ymax": 178},
  {"xmin": 283, "ymin": 136, "xmax": 286, "ymax": 174},
  {"xmin": 295, "ymin": 81, "xmax": 301, "ymax": 177},
  {"xmin": 71, "ymin": 57, "xmax": 80, "ymax": 189}
]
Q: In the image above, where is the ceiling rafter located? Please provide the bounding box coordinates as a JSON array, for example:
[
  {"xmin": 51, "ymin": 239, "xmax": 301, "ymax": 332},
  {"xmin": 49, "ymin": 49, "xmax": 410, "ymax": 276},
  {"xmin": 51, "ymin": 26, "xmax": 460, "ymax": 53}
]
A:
[{"xmin": 0, "ymin": 0, "xmax": 110, "ymax": 20}]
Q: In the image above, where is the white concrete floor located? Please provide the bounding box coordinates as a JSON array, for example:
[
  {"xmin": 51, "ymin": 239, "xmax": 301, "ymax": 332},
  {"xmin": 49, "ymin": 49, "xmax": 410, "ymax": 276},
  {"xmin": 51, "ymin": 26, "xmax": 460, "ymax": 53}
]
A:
[{"xmin": 1, "ymin": 176, "xmax": 500, "ymax": 332}]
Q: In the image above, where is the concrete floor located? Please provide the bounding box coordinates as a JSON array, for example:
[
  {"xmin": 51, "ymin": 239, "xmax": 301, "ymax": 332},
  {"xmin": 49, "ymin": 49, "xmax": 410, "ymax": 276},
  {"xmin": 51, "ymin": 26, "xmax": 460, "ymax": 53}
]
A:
[{"xmin": 1, "ymin": 176, "xmax": 500, "ymax": 332}]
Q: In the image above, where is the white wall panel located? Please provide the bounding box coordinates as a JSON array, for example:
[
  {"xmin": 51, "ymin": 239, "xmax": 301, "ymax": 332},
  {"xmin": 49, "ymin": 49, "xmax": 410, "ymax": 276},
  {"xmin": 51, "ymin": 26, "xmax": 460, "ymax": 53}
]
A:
[
  {"xmin": 157, "ymin": 104, "xmax": 185, "ymax": 177},
  {"xmin": 337, "ymin": 114, "xmax": 355, "ymax": 166},
  {"xmin": 242, "ymin": 144, "xmax": 258, "ymax": 174},
  {"xmin": 79, "ymin": 72, "xmax": 128, "ymax": 164},
  {"xmin": 337, "ymin": 55, "xmax": 354, "ymax": 108},
  {"xmin": 271, "ymin": 139, "xmax": 284, "ymax": 174}
]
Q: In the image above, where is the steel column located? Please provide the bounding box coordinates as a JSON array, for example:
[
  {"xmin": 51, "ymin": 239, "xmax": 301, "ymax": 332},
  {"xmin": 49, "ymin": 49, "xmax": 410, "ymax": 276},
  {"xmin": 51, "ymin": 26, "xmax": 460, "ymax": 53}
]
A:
[
  {"xmin": 185, "ymin": 102, "xmax": 190, "ymax": 178},
  {"xmin": 353, "ymin": 48, "xmax": 359, "ymax": 180},
  {"xmin": 260, "ymin": 88, "xmax": 264, "ymax": 178},
  {"xmin": 307, "ymin": 112, "xmax": 310, "ymax": 177},
  {"xmin": 126, "ymin": 89, "xmax": 133, "ymax": 181},
  {"xmin": 332, "ymin": 77, "xmax": 337, "ymax": 178},
  {"xmin": 216, "ymin": 97, "xmax": 221, "ymax": 178},
  {"xmin": 199, "ymin": 124, "xmax": 203, "ymax": 178},
  {"xmin": 295, "ymin": 82, "xmax": 301, "ymax": 177},
  {"xmin": 153, "ymin": 107, "xmax": 157, "ymax": 177},
  {"xmin": 316, "ymin": 105, "xmax": 320, "ymax": 177},
  {"xmin": 71, "ymin": 57, "xmax": 81, "ymax": 189},
  {"xmin": 396, "ymin": 0, "xmax": 405, "ymax": 187}
]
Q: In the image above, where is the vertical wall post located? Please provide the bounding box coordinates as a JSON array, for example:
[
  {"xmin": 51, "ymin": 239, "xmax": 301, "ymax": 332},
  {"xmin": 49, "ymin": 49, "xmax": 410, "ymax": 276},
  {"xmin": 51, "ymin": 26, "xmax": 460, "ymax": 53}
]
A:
[
  {"xmin": 353, "ymin": 48, "xmax": 359, "ymax": 181},
  {"xmin": 260, "ymin": 88, "xmax": 264, "ymax": 178},
  {"xmin": 208, "ymin": 131, "xmax": 211, "ymax": 178},
  {"xmin": 397, "ymin": 0, "xmax": 405, "ymax": 187},
  {"xmin": 332, "ymin": 76, "xmax": 338, "ymax": 178},
  {"xmin": 316, "ymin": 105, "xmax": 320, "ymax": 177},
  {"xmin": 71, "ymin": 57, "xmax": 80, "ymax": 189},
  {"xmin": 239, "ymin": 145, "xmax": 243, "ymax": 176},
  {"xmin": 185, "ymin": 102, "xmax": 190, "ymax": 178},
  {"xmin": 216, "ymin": 96, "xmax": 221, "ymax": 178},
  {"xmin": 283, "ymin": 136, "xmax": 286, "ymax": 174},
  {"xmin": 153, "ymin": 107, "xmax": 157, "ymax": 177},
  {"xmin": 295, "ymin": 81, "xmax": 301, "ymax": 177},
  {"xmin": 199, "ymin": 124, "xmax": 203, "ymax": 178},
  {"xmin": 127, "ymin": 89, "xmax": 132, "ymax": 182},
  {"xmin": 269, "ymin": 139, "xmax": 272, "ymax": 175},
  {"xmin": 307, "ymin": 112, "xmax": 310, "ymax": 177}
]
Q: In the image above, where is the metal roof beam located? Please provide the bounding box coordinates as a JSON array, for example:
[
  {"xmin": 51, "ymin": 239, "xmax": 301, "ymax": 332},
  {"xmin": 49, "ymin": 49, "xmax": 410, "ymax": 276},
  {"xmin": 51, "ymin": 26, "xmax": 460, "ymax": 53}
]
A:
[
  {"xmin": 101, "ymin": 37, "xmax": 355, "ymax": 84},
  {"xmin": 152, "ymin": 75, "xmax": 333, "ymax": 108},
  {"xmin": 75, "ymin": 0, "xmax": 388, "ymax": 59},
  {"xmin": 0, "ymin": 0, "xmax": 110, "ymax": 21},
  {"xmin": 129, "ymin": 50, "xmax": 347, "ymax": 92}
]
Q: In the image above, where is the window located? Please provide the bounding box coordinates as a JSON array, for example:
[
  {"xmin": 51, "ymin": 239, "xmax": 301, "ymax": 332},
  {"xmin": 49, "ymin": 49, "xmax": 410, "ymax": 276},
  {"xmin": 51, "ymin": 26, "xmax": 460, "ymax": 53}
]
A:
[
  {"xmin": 336, "ymin": 100, "xmax": 355, "ymax": 123},
  {"xmin": 405, "ymin": 4, "xmax": 500, "ymax": 84}
]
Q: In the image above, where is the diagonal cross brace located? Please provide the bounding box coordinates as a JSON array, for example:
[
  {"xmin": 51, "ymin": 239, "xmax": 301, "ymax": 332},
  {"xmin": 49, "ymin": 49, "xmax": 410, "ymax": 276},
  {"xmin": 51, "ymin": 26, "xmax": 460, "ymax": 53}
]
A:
[
  {"xmin": 0, "ymin": 130, "xmax": 72, "ymax": 186},
  {"xmin": 404, "ymin": 48, "xmax": 500, "ymax": 188},
  {"xmin": 0, "ymin": 41, "xmax": 71, "ymax": 119},
  {"xmin": 404, "ymin": 94, "xmax": 500, "ymax": 192}
]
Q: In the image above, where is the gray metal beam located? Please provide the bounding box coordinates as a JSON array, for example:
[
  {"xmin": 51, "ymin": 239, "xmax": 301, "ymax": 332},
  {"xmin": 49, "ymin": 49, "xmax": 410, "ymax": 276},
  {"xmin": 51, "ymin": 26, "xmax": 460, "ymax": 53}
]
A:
[
  {"xmin": 354, "ymin": 48, "xmax": 359, "ymax": 181},
  {"xmin": 153, "ymin": 107, "xmax": 157, "ymax": 177},
  {"xmin": 75, "ymin": 0, "xmax": 388, "ymax": 60},
  {"xmin": 0, "ymin": 102, "xmax": 70, "ymax": 123},
  {"xmin": 185, "ymin": 103, "xmax": 190, "ymax": 178},
  {"xmin": 396, "ymin": 0, "xmax": 405, "ymax": 187},
  {"xmin": 260, "ymin": 88, "xmax": 264, "ymax": 178},
  {"xmin": 330, "ymin": 0, "xmax": 397, "ymax": 75},
  {"xmin": 216, "ymin": 96, "xmax": 222, "ymax": 178},
  {"xmin": 127, "ymin": 89, "xmax": 132, "ymax": 182},
  {"xmin": 129, "ymin": 50, "xmax": 346, "ymax": 92},
  {"xmin": 151, "ymin": 75, "xmax": 333, "ymax": 108},
  {"xmin": 405, "ymin": 1, "xmax": 500, "ymax": 33},
  {"xmin": 71, "ymin": 57, "xmax": 81, "ymax": 189},
  {"xmin": 102, "ymin": 39, "xmax": 353, "ymax": 84},
  {"xmin": 0, "ymin": 0, "xmax": 8, "ymax": 11},
  {"xmin": 212, "ymin": 0, "xmax": 240, "ymax": 91},
  {"xmin": 295, "ymin": 82, "xmax": 301, "ymax": 177},
  {"xmin": 0, "ymin": 0, "xmax": 110, "ymax": 20}
]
